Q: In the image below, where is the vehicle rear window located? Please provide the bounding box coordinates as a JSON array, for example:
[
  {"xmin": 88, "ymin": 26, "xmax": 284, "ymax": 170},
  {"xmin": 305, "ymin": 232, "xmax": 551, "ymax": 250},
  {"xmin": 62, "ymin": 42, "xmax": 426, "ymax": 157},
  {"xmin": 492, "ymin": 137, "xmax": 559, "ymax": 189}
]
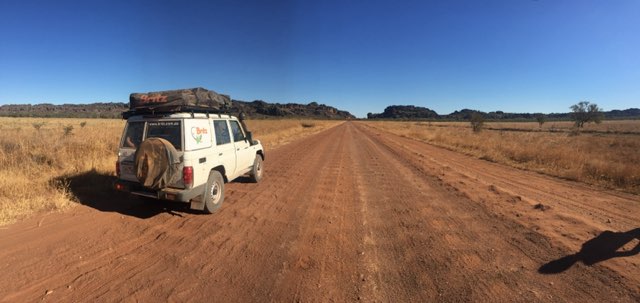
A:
[
  {"xmin": 121, "ymin": 122, "xmax": 145, "ymax": 148},
  {"xmin": 146, "ymin": 121, "xmax": 182, "ymax": 150}
]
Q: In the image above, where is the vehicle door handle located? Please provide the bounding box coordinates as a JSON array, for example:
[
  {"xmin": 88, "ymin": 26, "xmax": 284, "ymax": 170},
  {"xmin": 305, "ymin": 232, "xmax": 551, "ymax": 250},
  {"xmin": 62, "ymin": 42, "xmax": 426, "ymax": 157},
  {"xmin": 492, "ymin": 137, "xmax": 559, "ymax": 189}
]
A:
[
  {"xmin": 199, "ymin": 157, "xmax": 206, "ymax": 163},
  {"xmin": 218, "ymin": 153, "xmax": 223, "ymax": 156},
  {"xmin": 236, "ymin": 148, "xmax": 240, "ymax": 151},
  {"xmin": 244, "ymin": 147, "xmax": 249, "ymax": 150}
]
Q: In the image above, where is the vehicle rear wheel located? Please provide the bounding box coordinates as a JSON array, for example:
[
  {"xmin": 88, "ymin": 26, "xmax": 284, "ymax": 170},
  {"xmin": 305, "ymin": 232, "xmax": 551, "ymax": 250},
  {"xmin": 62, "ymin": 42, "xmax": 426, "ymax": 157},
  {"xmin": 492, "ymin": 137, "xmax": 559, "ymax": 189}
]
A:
[
  {"xmin": 249, "ymin": 155, "xmax": 263, "ymax": 183},
  {"xmin": 204, "ymin": 170, "xmax": 225, "ymax": 213}
]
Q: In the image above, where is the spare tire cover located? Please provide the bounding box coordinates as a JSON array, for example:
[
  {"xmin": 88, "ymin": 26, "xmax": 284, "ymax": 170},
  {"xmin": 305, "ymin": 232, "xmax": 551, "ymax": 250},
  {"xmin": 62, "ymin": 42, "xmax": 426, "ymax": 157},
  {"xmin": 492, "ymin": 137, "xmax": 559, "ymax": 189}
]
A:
[{"xmin": 134, "ymin": 137, "xmax": 181, "ymax": 189}]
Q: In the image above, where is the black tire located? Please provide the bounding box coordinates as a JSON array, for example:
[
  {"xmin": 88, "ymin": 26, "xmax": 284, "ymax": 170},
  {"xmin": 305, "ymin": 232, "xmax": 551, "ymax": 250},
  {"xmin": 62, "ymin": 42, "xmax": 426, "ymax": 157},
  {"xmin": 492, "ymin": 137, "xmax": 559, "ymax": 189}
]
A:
[
  {"xmin": 204, "ymin": 170, "xmax": 225, "ymax": 213},
  {"xmin": 249, "ymin": 155, "xmax": 263, "ymax": 183}
]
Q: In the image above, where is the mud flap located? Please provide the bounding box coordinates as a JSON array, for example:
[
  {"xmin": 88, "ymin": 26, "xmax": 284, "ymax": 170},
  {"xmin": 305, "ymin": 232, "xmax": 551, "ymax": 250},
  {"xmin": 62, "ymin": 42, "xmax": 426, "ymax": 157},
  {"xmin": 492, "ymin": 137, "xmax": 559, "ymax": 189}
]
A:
[{"xmin": 190, "ymin": 197, "xmax": 205, "ymax": 210}]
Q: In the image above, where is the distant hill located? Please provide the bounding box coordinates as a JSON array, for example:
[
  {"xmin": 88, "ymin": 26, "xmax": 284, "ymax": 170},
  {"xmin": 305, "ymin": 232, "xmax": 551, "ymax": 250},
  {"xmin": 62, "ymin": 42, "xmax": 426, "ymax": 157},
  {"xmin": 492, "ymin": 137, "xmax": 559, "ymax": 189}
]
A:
[
  {"xmin": 0, "ymin": 100, "xmax": 355, "ymax": 119},
  {"xmin": 603, "ymin": 108, "xmax": 640, "ymax": 119},
  {"xmin": 368, "ymin": 105, "xmax": 640, "ymax": 120},
  {"xmin": 367, "ymin": 105, "xmax": 438, "ymax": 119},
  {"xmin": 0, "ymin": 103, "xmax": 127, "ymax": 118},
  {"xmin": 232, "ymin": 100, "xmax": 354, "ymax": 119}
]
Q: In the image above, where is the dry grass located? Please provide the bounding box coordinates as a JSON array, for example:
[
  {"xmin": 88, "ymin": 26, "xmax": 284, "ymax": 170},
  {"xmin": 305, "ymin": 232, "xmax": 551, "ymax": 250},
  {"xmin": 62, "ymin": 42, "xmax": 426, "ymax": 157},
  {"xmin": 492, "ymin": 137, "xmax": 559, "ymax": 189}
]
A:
[
  {"xmin": 0, "ymin": 118, "xmax": 123, "ymax": 225},
  {"xmin": 364, "ymin": 120, "xmax": 640, "ymax": 194},
  {"xmin": 0, "ymin": 117, "xmax": 342, "ymax": 225},
  {"xmin": 425, "ymin": 120, "xmax": 640, "ymax": 134}
]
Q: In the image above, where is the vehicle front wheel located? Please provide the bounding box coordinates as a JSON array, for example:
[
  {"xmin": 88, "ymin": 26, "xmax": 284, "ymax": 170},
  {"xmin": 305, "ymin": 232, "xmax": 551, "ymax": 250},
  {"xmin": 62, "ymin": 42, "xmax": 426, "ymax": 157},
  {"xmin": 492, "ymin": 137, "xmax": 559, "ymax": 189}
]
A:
[
  {"xmin": 249, "ymin": 155, "xmax": 263, "ymax": 183},
  {"xmin": 204, "ymin": 170, "xmax": 225, "ymax": 213}
]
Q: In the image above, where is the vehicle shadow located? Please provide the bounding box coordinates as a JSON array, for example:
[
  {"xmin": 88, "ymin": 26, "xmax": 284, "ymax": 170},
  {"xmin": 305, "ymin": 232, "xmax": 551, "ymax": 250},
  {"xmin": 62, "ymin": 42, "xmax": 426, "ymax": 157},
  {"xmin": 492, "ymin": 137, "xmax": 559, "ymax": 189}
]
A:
[
  {"xmin": 538, "ymin": 228, "xmax": 640, "ymax": 274},
  {"xmin": 53, "ymin": 169, "xmax": 202, "ymax": 219},
  {"xmin": 232, "ymin": 176, "xmax": 254, "ymax": 184}
]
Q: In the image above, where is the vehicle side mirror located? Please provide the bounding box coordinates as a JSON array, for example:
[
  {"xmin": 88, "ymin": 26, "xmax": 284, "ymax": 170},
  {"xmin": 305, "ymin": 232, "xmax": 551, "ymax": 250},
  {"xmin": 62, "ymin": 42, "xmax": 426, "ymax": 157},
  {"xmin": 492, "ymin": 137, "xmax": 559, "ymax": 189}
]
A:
[{"xmin": 245, "ymin": 131, "xmax": 254, "ymax": 145}]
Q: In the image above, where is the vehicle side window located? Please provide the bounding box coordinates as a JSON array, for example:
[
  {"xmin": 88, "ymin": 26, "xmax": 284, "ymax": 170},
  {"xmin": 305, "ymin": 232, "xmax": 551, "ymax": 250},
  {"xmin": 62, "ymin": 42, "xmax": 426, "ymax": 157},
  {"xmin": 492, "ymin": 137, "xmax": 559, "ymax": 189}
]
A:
[
  {"xmin": 229, "ymin": 120, "xmax": 245, "ymax": 142},
  {"xmin": 214, "ymin": 120, "xmax": 231, "ymax": 145},
  {"xmin": 121, "ymin": 122, "xmax": 144, "ymax": 148}
]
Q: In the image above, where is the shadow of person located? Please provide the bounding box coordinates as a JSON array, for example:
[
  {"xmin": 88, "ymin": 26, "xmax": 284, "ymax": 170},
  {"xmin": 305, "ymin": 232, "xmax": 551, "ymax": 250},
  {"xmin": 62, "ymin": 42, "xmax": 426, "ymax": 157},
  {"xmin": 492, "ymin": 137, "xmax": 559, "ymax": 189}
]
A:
[
  {"xmin": 539, "ymin": 228, "xmax": 640, "ymax": 274},
  {"xmin": 52, "ymin": 169, "xmax": 199, "ymax": 219}
]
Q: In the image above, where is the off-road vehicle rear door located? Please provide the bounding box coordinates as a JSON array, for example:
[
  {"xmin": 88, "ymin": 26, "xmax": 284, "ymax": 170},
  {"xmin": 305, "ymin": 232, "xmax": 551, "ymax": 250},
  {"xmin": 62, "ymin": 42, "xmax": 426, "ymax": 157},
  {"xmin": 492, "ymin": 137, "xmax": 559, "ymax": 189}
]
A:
[
  {"xmin": 118, "ymin": 119, "xmax": 184, "ymax": 186},
  {"xmin": 119, "ymin": 121, "xmax": 145, "ymax": 182}
]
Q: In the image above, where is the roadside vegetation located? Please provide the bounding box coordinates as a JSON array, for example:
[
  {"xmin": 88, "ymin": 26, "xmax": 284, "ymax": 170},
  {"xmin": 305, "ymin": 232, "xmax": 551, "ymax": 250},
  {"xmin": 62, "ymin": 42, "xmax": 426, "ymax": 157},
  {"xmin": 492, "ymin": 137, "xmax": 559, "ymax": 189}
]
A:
[
  {"xmin": 0, "ymin": 117, "xmax": 342, "ymax": 225},
  {"xmin": 570, "ymin": 101, "xmax": 603, "ymax": 128},
  {"xmin": 469, "ymin": 112, "xmax": 485, "ymax": 133},
  {"xmin": 363, "ymin": 120, "xmax": 640, "ymax": 194},
  {"xmin": 0, "ymin": 118, "xmax": 121, "ymax": 225}
]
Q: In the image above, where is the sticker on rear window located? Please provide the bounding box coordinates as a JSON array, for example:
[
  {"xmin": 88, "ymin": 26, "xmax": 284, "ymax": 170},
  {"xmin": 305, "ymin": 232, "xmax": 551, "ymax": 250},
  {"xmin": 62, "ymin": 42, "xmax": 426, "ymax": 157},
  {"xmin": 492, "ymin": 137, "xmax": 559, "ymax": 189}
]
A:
[{"xmin": 148, "ymin": 121, "xmax": 180, "ymax": 127}]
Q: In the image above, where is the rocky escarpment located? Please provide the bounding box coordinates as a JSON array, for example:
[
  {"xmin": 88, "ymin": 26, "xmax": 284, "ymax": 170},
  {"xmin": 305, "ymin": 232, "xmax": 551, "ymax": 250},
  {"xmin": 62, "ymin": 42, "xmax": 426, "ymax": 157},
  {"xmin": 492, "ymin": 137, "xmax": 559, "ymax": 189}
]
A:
[
  {"xmin": 368, "ymin": 105, "xmax": 640, "ymax": 120},
  {"xmin": 0, "ymin": 100, "xmax": 355, "ymax": 119},
  {"xmin": 367, "ymin": 105, "xmax": 438, "ymax": 119},
  {"xmin": 232, "ymin": 100, "xmax": 354, "ymax": 119}
]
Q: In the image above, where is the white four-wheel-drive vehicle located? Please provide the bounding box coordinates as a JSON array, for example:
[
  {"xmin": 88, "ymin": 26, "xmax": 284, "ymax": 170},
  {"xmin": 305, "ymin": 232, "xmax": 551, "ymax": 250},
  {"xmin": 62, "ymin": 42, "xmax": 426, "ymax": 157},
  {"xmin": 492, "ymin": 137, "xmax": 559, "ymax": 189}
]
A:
[{"xmin": 114, "ymin": 88, "xmax": 264, "ymax": 213}]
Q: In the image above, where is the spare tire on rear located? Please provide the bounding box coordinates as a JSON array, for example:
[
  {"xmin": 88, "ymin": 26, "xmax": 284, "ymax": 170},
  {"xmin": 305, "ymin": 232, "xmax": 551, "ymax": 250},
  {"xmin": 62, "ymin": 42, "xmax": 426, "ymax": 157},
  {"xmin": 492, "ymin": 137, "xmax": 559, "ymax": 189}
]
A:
[{"xmin": 134, "ymin": 138, "xmax": 181, "ymax": 189}]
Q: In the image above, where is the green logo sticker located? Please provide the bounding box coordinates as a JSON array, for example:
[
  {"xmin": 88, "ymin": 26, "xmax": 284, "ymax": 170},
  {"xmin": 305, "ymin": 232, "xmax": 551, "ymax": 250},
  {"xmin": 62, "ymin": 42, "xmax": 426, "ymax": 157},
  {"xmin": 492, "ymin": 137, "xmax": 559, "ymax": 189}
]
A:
[{"xmin": 191, "ymin": 127, "xmax": 208, "ymax": 144}]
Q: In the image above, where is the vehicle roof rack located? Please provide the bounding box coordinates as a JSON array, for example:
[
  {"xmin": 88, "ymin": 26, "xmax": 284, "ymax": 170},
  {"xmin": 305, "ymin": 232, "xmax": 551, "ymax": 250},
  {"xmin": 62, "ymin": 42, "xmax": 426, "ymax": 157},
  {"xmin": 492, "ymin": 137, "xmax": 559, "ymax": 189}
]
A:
[{"xmin": 122, "ymin": 105, "xmax": 230, "ymax": 119}]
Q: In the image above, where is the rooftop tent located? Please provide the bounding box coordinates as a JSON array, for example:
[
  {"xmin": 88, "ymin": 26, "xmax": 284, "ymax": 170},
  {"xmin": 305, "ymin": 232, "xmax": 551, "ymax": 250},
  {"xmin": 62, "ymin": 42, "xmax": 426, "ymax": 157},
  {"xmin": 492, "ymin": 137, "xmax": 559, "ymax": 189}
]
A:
[{"xmin": 126, "ymin": 87, "xmax": 231, "ymax": 116}]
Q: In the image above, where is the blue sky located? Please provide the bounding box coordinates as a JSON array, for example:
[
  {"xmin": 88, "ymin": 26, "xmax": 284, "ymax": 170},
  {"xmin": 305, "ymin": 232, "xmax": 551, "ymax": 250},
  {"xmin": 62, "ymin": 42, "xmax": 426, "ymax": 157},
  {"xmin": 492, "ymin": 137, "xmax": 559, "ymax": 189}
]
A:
[{"xmin": 0, "ymin": 0, "xmax": 638, "ymax": 118}]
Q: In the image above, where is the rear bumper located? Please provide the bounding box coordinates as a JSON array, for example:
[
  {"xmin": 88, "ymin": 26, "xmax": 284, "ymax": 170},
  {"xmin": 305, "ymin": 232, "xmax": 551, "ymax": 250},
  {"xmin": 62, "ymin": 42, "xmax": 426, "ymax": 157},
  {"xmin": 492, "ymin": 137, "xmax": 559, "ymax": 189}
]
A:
[{"xmin": 114, "ymin": 179, "xmax": 204, "ymax": 203}]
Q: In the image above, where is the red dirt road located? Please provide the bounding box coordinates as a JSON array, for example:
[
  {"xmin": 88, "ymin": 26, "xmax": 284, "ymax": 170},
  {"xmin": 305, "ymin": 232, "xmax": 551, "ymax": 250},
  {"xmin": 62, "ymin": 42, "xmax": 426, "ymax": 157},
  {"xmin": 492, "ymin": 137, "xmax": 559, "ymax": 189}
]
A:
[{"xmin": 1, "ymin": 122, "xmax": 639, "ymax": 302}]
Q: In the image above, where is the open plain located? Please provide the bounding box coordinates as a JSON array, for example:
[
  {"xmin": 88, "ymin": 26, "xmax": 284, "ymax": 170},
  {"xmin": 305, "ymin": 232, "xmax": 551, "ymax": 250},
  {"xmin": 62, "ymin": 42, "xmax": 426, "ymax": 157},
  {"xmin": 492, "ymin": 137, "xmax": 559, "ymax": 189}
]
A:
[
  {"xmin": 365, "ymin": 120, "xmax": 640, "ymax": 194},
  {"xmin": 0, "ymin": 121, "xmax": 639, "ymax": 302}
]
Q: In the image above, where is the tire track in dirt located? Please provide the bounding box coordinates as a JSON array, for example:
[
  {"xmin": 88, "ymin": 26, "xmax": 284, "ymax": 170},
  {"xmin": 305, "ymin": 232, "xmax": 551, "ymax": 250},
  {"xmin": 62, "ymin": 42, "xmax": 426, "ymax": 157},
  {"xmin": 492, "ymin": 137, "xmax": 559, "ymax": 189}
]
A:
[
  {"xmin": 350, "ymin": 122, "xmax": 639, "ymax": 302},
  {"xmin": 0, "ymin": 122, "xmax": 638, "ymax": 302},
  {"xmin": 269, "ymin": 124, "xmax": 363, "ymax": 301},
  {"xmin": 362, "ymin": 122, "xmax": 638, "ymax": 228},
  {"xmin": 1, "ymin": 124, "xmax": 351, "ymax": 302},
  {"xmin": 359, "ymin": 122, "xmax": 640, "ymax": 292}
]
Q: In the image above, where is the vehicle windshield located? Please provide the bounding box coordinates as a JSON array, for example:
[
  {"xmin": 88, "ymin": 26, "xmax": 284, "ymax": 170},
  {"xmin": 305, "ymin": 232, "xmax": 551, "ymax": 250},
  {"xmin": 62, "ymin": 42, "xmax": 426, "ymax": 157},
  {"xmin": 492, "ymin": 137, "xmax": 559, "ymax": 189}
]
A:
[
  {"xmin": 121, "ymin": 122, "xmax": 144, "ymax": 148},
  {"xmin": 146, "ymin": 121, "xmax": 182, "ymax": 150}
]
